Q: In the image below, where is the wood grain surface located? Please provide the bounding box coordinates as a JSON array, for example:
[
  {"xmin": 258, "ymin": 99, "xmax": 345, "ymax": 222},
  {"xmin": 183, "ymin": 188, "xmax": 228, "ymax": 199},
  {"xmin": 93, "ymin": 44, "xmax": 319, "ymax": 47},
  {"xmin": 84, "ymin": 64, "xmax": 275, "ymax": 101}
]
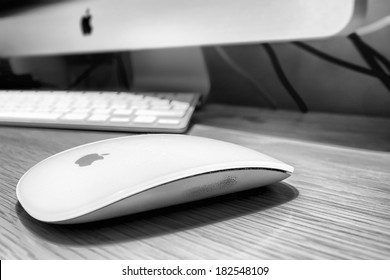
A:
[{"xmin": 1, "ymin": 104, "xmax": 390, "ymax": 259}]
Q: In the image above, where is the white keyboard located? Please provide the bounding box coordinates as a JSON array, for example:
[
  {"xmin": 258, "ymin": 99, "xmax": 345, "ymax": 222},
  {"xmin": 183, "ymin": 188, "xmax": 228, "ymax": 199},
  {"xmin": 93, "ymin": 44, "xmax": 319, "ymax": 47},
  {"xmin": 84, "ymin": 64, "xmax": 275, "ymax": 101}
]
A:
[{"xmin": 0, "ymin": 90, "xmax": 200, "ymax": 133}]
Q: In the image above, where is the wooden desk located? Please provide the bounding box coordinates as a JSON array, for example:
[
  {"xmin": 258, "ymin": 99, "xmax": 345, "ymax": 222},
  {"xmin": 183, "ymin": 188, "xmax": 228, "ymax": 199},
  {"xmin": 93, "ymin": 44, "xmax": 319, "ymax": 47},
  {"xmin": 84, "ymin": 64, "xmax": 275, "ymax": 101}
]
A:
[{"xmin": 1, "ymin": 104, "xmax": 390, "ymax": 259}]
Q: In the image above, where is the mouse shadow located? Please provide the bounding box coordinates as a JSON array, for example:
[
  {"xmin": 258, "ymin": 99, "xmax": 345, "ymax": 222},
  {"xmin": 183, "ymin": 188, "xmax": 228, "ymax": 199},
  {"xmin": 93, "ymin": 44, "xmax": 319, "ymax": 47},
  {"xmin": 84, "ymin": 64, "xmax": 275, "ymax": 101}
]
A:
[{"xmin": 16, "ymin": 182, "xmax": 299, "ymax": 246}]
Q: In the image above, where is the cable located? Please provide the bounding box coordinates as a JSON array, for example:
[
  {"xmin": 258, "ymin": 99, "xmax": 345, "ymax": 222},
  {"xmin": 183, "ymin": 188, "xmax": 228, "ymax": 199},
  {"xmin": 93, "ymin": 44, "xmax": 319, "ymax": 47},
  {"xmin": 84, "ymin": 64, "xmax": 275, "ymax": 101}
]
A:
[
  {"xmin": 292, "ymin": 41, "xmax": 376, "ymax": 77},
  {"xmin": 350, "ymin": 38, "xmax": 390, "ymax": 75},
  {"xmin": 348, "ymin": 33, "xmax": 390, "ymax": 93},
  {"xmin": 262, "ymin": 44, "xmax": 308, "ymax": 113},
  {"xmin": 214, "ymin": 46, "xmax": 277, "ymax": 109}
]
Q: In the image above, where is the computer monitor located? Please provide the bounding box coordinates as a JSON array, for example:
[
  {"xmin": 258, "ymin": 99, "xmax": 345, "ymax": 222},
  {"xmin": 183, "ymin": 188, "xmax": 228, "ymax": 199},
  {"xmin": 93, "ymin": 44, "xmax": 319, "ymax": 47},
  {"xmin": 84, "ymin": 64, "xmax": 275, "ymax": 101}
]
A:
[{"xmin": 0, "ymin": 0, "xmax": 368, "ymax": 57}]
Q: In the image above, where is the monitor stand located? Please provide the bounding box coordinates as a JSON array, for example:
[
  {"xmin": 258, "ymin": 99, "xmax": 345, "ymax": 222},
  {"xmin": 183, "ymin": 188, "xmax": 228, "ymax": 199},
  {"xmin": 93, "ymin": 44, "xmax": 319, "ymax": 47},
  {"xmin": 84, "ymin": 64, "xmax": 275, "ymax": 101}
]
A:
[{"xmin": 129, "ymin": 46, "xmax": 210, "ymax": 101}]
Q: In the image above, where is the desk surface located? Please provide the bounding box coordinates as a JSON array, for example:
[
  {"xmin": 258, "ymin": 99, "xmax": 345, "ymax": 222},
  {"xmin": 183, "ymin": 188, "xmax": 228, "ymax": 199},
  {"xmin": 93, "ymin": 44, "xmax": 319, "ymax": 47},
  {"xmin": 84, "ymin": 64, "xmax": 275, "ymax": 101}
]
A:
[{"xmin": 1, "ymin": 104, "xmax": 390, "ymax": 259}]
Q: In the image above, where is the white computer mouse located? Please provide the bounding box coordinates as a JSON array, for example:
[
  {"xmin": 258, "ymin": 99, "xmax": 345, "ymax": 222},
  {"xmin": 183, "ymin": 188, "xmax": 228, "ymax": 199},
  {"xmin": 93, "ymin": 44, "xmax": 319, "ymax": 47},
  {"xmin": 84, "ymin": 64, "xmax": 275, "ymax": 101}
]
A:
[{"xmin": 16, "ymin": 134, "xmax": 293, "ymax": 224}]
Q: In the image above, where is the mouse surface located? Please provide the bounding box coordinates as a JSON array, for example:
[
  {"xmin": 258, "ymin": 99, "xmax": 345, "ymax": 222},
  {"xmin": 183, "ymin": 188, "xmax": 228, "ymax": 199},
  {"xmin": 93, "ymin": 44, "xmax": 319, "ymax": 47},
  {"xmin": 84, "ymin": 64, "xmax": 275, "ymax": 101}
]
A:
[{"xmin": 16, "ymin": 134, "xmax": 294, "ymax": 224}]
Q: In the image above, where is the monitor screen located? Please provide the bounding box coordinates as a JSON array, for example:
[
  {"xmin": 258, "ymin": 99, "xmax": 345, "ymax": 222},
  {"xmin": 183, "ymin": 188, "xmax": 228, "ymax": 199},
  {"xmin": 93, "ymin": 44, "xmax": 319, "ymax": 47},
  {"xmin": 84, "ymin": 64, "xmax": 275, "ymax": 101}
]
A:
[{"xmin": 0, "ymin": 0, "xmax": 367, "ymax": 57}]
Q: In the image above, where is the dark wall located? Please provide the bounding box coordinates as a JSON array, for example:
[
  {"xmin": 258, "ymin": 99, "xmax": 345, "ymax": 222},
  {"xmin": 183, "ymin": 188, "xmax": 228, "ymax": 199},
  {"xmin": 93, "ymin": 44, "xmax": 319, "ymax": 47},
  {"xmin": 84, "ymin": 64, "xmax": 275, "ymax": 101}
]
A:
[{"xmin": 204, "ymin": 29, "xmax": 390, "ymax": 117}]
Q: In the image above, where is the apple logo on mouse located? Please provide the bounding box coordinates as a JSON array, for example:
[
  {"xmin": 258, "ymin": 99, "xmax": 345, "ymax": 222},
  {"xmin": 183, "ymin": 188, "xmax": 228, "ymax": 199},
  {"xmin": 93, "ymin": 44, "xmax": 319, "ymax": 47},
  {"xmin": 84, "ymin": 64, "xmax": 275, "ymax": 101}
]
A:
[
  {"xmin": 75, "ymin": 153, "xmax": 109, "ymax": 167},
  {"xmin": 81, "ymin": 9, "xmax": 93, "ymax": 36}
]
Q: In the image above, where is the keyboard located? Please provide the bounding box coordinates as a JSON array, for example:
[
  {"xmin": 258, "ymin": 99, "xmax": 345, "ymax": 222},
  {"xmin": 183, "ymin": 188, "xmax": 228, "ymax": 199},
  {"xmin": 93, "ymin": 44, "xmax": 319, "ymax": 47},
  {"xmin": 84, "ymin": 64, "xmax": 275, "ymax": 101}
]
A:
[{"xmin": 0, "ymin": 90, "xmax": 201, "ymax": 133}]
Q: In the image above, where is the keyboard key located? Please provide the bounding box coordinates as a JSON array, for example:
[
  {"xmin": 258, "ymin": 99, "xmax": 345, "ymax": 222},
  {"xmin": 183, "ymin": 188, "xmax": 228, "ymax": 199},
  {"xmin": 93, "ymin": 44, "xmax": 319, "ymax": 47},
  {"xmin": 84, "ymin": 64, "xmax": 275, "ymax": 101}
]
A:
[
  {"xmin": 53, "ymin": 108, "xmax": 71, "ymax": 113},
  {"xmin": 112, "ymin": 109, "xmax": 133, "ymax": 116},
  {"xmin": 34, "ymin": 108, "xmax": 53, "ymax": 113},
  {"xmin": 171, "ymin": 101, "xmax": 190, "ymax": 110},
  {"xmin": 151, "ymin": 104, "xmax": 171, "ymax": 110},
  {"xmin": 130, "ymin": 104, "xmax": 149, "ymax": 110},
  {"xmin": 110, "ymin": 104, "xmax": 127, "ymax": 109},
  {"xmin": 91, "ymin": 103, "xmax": 109, "ymax": 109},
  {"xmin": 110, "ymin": 117, "xmax": 130, "ymax": 123},
  {"xmin": 0, "ymin": 112, "xmax": 62, "ymax": 120},
  {"xmin": 61, "ymin": 114, "xmax": 88, "ymax": 121},
  {"xmin": 88, "ymin": 114, "xmax": 110, "ymax": 122},
  {"xmin": 93, "ymin": 108, "xmax": 112, "ymax": 114},
  {"xmin": 135, "ymin": 109, "xmax": 186, "ymax": 117},
  {"xmin": 72, "ymin": 108, "xmax": 91, "ymax": 114},
  {"xmin": 133, "ymin": 116, "xmax": 157, "ymax": 124},
  {"xmin": 157, "ymin": 118, "xmax": 181, "ymax": 125}
]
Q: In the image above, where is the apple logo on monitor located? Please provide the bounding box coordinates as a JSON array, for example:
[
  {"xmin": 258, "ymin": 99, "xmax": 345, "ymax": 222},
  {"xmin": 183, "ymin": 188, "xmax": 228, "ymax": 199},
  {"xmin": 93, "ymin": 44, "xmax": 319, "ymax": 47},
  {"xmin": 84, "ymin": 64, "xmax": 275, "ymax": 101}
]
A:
[
  {"xmin": 75, "ymin": 153, "xmax": 109, "ymax": 167},
  {"xmin": 81, "ymin": 9, "xmax": 93, "ymax": 36}
]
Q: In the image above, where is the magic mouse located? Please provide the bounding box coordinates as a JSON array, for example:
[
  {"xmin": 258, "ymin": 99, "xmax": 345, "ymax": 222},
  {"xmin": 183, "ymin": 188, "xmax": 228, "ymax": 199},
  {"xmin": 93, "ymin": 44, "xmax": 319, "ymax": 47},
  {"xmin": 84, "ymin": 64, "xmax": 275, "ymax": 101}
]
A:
[{"xmin": 16, "ymin": 134, "xmax": 294, "ymax": 224}]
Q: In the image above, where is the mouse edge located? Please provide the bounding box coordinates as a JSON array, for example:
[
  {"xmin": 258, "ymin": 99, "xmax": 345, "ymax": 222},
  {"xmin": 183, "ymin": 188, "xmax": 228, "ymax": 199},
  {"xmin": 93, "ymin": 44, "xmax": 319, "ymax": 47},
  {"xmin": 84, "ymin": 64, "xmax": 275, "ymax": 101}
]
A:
[
  {"xmin": 62, "ymin": 167, "xmax": 294, "ymax": 224},
  {"xmin": 18, "ymin": 166, "xmax": 293, "ymax": 224}
]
